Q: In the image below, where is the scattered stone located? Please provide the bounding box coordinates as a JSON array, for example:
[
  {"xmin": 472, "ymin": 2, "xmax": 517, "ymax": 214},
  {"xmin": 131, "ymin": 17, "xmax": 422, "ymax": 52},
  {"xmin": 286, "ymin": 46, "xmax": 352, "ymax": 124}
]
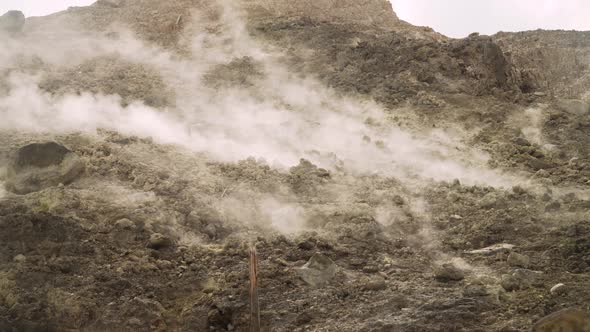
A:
[
  {"xmin": 296, "ymin": 253, "xmax": 338, "ymax": 287},
  {"xmin": 148, "ymin": 233, "xmax": 173, "ymax": 250},
  {"xmin": 542, "ymin": 193, "xmax": 552, "ymax": 202},
  {"xmin": 13, "ymin": 254, "xmax": 26, "ymax": 263},
  {"xmin": 563, "ymin": 192, "xmax": 577, "ymax": 202},
  {"xmin": 502, "ymin": 269, "xmax": 543, "ymax": 291},
  {"xmin": 463, "ymin": 282, "xmax": 489, "ymax": 297},
  {"xmin": 513, "ymin": 137, "xmax": 531, "ymax": 147},
  {"xmin": 449, "ymin": 214, "xmax": 463, "ymax": 222},
  {"xmin": 515, "ymin": 269, "xmax": 544, "ymax": 285},
  {"xmin": 512, "ymin": 186, "xmax": 526, "ymax": 195},
  {"xmin": 507, "ymin": 252, "xmax": 530, "ymax": 268},
  {"xmin": 5, "ymin": 142, "xmax": 85, "ymax": 194},
  {"xmin": 536, "ymin": 169, "xmax": 550, "ymax": 179},
  {"xmin": 545, "ymin": 201, "xmax": 561, "ymax": 212},
  {"xmin": 0, "ymin": 10, "xmax": 25, "ymax": 34},
  {"xmin": 532, "ymin": 308, "xmax": 590, "ymax": 332},
  {"xmin": 528, "ymin": 158, "xmax": 553, "ymax": 171},
  {"xmin": 434, "ymin": 263, "xmax": 465, "ymax": 281},
  {"xmin": 349, "ymin": 258, "xmax": 366, "ymax": 267},
  {"xmin": 201, "ymin": 279, "xmax": 218, "ymax": 294},
  {"xmin": 156, "ymin": 260, "xmax": 173, "ymax": 270},
  {"xmin": 550, "ymin": 283, "xmax": 568, "ymax": 295},
  {"xmin": 203, "ymin": 223, "xmax": 218, "ymax": 239},
  {"xmin": 115, "ymin": 218, "xmax": 135, "ymax": 229},
  {"xmin": 501, "ymin": 274, "xmax": 524, "ymax": 292},
  {"xmin": 533, "ymin": 92, "xmax": 547, "ymax": 97},
  {"xmin": 362, "ymin": 277, "xmax": 387, "ymax": 291},
  {"xmin": 480, "ymin": 192, "xmax": 501, "ymax": 209},
  {"xmin": 467, "ymin": 243, "xmax": 515, "ymax": 255},
  {"xmin": 297, "ymin": 240, "xmax": 315, "ymax": 250},
  {"xmin": 556, "ymin": 99, "xmax": 590, "ymax": 116},
  {"xmin": 463, "ymin": 281, "xmax": 501, "ymax": 304},
  {"xmin": 362, "ymin": 265, "xmax": 379, "ymax": 273}
]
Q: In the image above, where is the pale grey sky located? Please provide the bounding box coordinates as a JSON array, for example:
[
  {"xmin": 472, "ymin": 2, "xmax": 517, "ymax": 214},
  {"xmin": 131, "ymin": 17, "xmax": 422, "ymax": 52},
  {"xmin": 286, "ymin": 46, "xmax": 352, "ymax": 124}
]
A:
[
  {"xmin": 0, "ymin": 0, "xmax": 95, "ymax": 18},
  {"xmin": 1, "ymin": 1, "xmax": 589, "ymax": 38},
  {"xmin": 390, "ymin": 0, "xmax": 590, "ymax": 37}
]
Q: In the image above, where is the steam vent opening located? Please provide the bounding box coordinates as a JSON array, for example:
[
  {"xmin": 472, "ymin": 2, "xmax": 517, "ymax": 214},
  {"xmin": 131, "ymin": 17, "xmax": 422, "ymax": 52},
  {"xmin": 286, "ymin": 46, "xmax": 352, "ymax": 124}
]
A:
[{"xmin": 1, "ymin": 0, "xmax": 590, "ymax": 331}]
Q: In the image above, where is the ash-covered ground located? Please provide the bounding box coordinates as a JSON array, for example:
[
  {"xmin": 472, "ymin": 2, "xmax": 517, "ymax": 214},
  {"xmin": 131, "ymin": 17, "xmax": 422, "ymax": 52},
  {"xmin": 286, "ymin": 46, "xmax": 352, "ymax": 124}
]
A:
[{"xmin": 0, "ymin": 1, "xmax": 589, "ymax": 331}]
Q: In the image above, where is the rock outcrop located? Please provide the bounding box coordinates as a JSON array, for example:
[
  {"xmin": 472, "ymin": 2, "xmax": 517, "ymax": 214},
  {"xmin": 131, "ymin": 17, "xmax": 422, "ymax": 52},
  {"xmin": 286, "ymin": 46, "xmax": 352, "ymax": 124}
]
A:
[
  {"xmin": 5, "ymin": 142, "xmax": 85, "ymax": 194},
  {"xmin": 244, "ymin": 0, "xmax": 398, "ymax": 29},
  {"xmin": 495, "ymin": 30, "xmax": 590, "ymax": 98},
  {"xmin": 0, "ymin": 10, "xmax": 25, "ymax": 34}
]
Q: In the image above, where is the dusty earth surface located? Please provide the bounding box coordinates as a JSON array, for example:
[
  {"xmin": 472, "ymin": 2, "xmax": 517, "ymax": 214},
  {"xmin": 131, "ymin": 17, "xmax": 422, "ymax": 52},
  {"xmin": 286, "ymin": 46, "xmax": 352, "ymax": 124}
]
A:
[{"xmin": 1, "ymin": 0, "xmax": 590, "ymax": 331}]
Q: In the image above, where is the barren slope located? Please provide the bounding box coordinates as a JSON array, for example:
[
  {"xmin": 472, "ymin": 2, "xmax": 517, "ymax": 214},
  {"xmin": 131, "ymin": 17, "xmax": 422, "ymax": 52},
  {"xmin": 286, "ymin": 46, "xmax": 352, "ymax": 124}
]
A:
[{"xmin": 0, "ymin": 1, "xmax": 589, "ymax": 331}]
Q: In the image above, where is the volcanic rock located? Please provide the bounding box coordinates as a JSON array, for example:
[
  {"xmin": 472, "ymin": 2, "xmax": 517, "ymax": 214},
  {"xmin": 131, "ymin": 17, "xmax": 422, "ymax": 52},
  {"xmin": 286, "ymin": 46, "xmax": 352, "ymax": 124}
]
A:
[{"xmin": 5, "ymin": 142, "xmax": 85, "ymax": 194}]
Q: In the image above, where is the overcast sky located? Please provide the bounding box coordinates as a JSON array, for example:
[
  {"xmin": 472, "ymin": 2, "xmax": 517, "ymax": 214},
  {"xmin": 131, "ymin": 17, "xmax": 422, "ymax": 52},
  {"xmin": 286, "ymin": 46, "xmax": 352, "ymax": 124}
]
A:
[
  {"xmin": 2, "ymin": 0, "xmax": 590, "ymax": 38},
  {"xmin": 390, "ymin": 0, "xmax": 590, "ymax": 37},
  {"xmin": 0, "ymin": 0, "xmax": 95, "ymax": 18}
]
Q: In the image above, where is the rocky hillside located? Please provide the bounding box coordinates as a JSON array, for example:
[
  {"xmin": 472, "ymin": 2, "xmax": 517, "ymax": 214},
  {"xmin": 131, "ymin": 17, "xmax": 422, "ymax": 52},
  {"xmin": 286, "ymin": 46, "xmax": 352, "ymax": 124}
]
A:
[
  {"xmin": 243, "ymin": 0, "xmax": 399, "ymax": 28},
  {"xmin": 1, "ymin": 1, "xmax": 589, "ymax": 331},
  {"xmin": 495, "ymin": 30, "xmax": 590, "ymax": 98}
]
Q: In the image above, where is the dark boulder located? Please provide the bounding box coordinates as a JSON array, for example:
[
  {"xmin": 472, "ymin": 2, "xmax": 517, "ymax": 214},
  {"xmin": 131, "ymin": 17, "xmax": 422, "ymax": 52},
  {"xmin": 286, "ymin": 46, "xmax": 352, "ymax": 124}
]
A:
[
  {"xmin": 0, "ymin": 10, "xmax": 25, "ymax": 34},
  {"xmin": 5, "ymin": 142, "xmax": 85, "ymax": 194}
]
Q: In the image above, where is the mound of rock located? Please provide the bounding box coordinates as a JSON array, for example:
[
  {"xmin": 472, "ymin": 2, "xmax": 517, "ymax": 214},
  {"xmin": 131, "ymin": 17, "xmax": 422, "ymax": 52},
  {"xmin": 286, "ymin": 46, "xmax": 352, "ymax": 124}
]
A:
[
  {"xmin": 244, "ymin": 0, "xmax": 398, "ymax": 29},
  {"xmin": 533, "ymin": 308, "xmax": 590, "ymax": 332},
  {"xmin": 296, "ymin": 253, "xmax": 338, "ymax": 287},
  {"xmin": 556, "ymin": 99, "xmax": 590, "ymax": 116},
  {"xmin": 5, "ymin": 142, "xmax": 85, "ymax": 194},
  {"xmin": 0, "ymin": 10, "xmax": 25, "ymax": 34}
]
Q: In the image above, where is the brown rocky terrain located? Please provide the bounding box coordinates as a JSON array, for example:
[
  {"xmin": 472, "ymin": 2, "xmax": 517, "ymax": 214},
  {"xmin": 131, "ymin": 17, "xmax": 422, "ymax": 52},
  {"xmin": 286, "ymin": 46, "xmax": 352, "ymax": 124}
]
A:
[{"xmin": 0, "ymin": 1, "xmax": 589, "ymax": 331}]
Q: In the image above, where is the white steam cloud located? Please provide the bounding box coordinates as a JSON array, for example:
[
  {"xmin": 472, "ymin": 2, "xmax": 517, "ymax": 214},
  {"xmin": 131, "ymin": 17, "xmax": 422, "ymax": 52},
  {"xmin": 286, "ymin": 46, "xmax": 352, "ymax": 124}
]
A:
[
  {"xmin": 0, "ymin": 166, "xmax": 6, "ymax": 199},
  {"xmin": 0, "ymin": 0, "xmax": 524, "ymax": 192}
]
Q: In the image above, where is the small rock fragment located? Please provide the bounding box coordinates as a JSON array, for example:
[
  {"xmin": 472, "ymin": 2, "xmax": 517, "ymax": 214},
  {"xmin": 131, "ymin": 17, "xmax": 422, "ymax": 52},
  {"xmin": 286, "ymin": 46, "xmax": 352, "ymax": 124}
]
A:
[
  {"xmin": 542, "ymin": 192, "xmax": 552, "ymax": 202},
  {"xmin": 362, "ymin": 265, "xmax": 379, "ymax": 273},
  {"xmin": 449, "ymin": 214, "xmax": 463, "ymax": 222},
  {"xmin": 512, "ymin": 186, "xmax": 526, "ymax": 195},
  {"xmin": 507, "ymin": 252, "xmax": 530, "ymax": 268},
  {"xmin": 514, "ymin": 269, "xmax": 544, "ymax": 286},
  {"xmin": 467, "ymin": 243, "xmax": 515, "ymax": 255},
  {"xmin": 501, "ymin": 269, "xmax": 543, "ymax": 291},
  {"xmin": 434, "ymin": 263, "xmax": 465, "ymax": 281},
  {"xmin": 501, "ymin": 274, "xmax": 523, "ymax": 292},
  {"xmin": 296, "ymin": 253, "xmax": 337, "ymax": 287},
  {"xmin": 13, "ymin": 254, "xmax": 26, "ymax": 263},
  {"xmin": 362, "ymin": 277, "xmax": 387, "ymax": 291},
  {"xmin": 203, "ymin": 224, "xmax": 218, "ymax": 238},
  {"xmin": 115, "ymin": 218, "xmax": 135, "ymax": 229},
  {"xmin": 480, "ymin": 192, "xmax": 501, "ymax": 209},
  {"xmin": 463, "ymin": 282, "xmax": 490, "ymax": 297},
  {"xmin": 545, "ymin": 201, "xmax": 561, "ymax": 212},
  {"xmin": 148, "ymin": 233, "xmax": 173, "ymax": 250},
  {"xmin": 297, "ymin": 240, "xmax": 315, "ymax": 250},
  {"xmin": 529, "ymin": 158, "xmax": 553, "ymax": 171},
  {"xmin": 556, "ymin": 99, "xmax": 590, "ymax": 116},
  {"xmin": 513, "ymin": 137, "xmax": 531, "ymax": 147},
  {"xmin": 550, "ymin": 283, "xmax": 567, "ymax": 295}
]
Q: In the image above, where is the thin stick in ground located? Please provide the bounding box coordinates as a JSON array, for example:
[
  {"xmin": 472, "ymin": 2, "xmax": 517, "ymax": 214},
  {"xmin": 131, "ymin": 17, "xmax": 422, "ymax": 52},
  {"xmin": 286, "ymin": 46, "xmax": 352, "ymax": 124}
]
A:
[{"xmin": 249, "ymin": 245, "xmax": 260, "ymax": 332}]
